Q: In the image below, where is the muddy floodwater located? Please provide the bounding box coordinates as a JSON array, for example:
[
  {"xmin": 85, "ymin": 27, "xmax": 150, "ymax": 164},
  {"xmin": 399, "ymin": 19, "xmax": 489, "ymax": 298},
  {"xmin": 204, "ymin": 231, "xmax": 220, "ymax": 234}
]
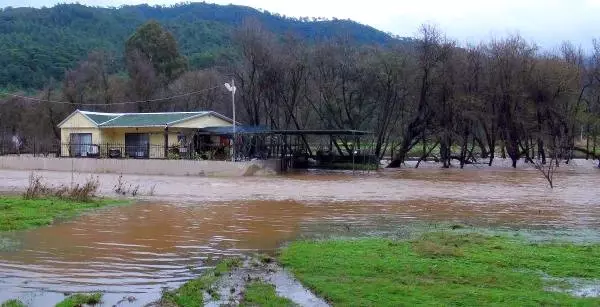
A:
[{"xmin": 0, "ymin": 166, "xmax": 599, "ymax": 306}]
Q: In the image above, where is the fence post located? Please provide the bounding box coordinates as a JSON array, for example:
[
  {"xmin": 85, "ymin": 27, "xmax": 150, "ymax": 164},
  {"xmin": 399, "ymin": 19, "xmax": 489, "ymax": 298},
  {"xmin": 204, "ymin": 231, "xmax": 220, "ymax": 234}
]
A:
[{"xmin": 164, "ymin": 126, "xmax": 169, "ymax": 159}]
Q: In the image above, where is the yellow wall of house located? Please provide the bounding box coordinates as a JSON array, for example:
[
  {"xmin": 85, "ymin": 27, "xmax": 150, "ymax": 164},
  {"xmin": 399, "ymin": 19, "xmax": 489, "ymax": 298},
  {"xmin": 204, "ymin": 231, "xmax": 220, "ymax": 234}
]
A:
[
  {"xmin": 59, "ymin": 112, "xmax": 97, "ymax": 128},
  {"xmin": 101, "ymin": 128, "xmax": 180, "ymax": 144},
  {"xmin": 100, "ymin": 127, "xmax": 184, "ymax": 158},
  {"xmin": 170, "ymin": 114, "xmax": 232, "ymax": 128}
]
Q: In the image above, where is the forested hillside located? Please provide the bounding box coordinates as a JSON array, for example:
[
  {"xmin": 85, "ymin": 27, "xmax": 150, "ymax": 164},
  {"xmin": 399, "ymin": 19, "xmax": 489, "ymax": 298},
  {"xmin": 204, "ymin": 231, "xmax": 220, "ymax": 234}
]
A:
[
  {"xmin": 0, "ymin": 3, "xmax": 399, "ymax": 89},
  {"xmin": 1, "ymin": 4, "xmax": 599, "ymax": 171}
]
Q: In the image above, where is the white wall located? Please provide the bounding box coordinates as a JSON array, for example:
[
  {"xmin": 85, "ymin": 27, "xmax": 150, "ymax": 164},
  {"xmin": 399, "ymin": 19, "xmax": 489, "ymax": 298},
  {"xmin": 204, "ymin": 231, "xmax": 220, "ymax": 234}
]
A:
[{"xmin": 0, "ymin": 156, "xmax": 280, "ymax": 177}]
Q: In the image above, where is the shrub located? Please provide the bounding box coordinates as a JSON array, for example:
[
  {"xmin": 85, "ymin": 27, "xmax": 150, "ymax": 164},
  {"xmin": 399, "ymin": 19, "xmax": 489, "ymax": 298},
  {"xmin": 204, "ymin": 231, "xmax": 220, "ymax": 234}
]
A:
[
  {"xmin": 23, "ymin": 173, "xmax": 99, "ymax": 202},
  {"xmin": 23, "ymin": 173, "xmax": 52, "ymax": 199}
]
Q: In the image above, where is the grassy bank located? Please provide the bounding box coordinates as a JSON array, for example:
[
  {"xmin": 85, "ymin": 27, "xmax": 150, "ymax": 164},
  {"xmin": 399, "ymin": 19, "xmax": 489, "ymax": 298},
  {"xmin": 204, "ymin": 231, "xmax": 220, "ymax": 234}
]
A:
[
  {"xmin": 160, "ymin": 258, "xmax": 242, "ymax": 306},
  {"xmin": 0, "ymin": 300, "xmax": 26, "ymax": 307},
  {"xmin": 280, "ymin": 232, "xmax": 600, "ymax": 306},
  {"xmin": 0, "ymin": 196, "xmax": 125, "ymax": 232},
  {"xmin": 241, "ymin": 282, "xmax": 296, "ymax": 307},
  {"xmin": 55, "ymin": 293, "xmax": 102, "ymax": 307}
]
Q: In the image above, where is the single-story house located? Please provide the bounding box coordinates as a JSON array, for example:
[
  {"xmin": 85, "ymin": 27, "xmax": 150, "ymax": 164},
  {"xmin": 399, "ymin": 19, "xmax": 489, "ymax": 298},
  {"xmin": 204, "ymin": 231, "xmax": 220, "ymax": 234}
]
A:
[{"xmin": 58, "ymin": 110, "xmax": 233, "ymax": 158}]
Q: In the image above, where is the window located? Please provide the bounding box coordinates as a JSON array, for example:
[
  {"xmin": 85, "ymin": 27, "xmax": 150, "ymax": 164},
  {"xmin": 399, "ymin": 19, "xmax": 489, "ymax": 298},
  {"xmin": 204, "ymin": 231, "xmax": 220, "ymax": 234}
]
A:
[
  {"xmin": 69, "ymin": 133, "xmax": 92, "ymax": 157},
  {"xmin": 125, "ymin": 133, "xmax": 149, "ymax": 158}
]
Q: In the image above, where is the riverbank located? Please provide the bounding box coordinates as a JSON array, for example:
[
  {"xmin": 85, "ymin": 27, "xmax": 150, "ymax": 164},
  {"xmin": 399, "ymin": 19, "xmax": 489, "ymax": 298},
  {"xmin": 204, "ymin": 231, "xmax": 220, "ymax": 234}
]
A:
[
  {"xmin": 153, "ymin": 256, "xmax": 326, "ymax": 307},
  {"xmin": 0, "ymin": 196, "xmax": 126, "ymax": 232},
  {"xmin": 279, "ymin": 231, "xmax": 600, "ymax": 306},
  {"xmin": 0, "ymin": 167, "xmax": 598, "ymax": 306},
  {"xmin": 119, "ymin": 230, "xmax": 600, "ymax": 307}
]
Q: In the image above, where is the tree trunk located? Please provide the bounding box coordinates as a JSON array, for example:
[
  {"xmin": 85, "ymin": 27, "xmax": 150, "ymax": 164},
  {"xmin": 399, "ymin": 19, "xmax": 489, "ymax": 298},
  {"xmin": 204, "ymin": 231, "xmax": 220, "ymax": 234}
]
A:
[
  {"xmin": 538, "ymin": 139, "xmax": 546, "ymax": 164},
  {"xmin": 460, "ymin": 131, "xmax": 469, "ymax": 169},
  {"xmin": 440, "ymin": 136, "xmax": 451, "ymax": 168},
  {"xmin": 586, "ymin": 124, "xmax": 590, "ymax": 160},
  {"xmin": 488, "ymin": 137, "xmax": 496, "ymax": 166},
  {"xmin": 475, "ymin": 137, "xmax": 488, "ymax": 159}
]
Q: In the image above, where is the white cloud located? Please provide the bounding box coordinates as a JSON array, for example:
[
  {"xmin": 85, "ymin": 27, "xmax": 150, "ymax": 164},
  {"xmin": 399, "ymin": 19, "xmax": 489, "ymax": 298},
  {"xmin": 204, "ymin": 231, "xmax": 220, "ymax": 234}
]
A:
[{"xmin": 1, "ymin": 0, "xmax": 598, "ymax": 49}]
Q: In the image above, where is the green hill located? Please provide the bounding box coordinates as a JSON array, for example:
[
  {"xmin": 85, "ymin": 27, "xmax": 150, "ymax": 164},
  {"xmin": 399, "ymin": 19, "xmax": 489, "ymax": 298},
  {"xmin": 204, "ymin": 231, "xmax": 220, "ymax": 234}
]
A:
[{"xmin": 0, "ymin": 3, "xmax": 405, "ymax": 89}]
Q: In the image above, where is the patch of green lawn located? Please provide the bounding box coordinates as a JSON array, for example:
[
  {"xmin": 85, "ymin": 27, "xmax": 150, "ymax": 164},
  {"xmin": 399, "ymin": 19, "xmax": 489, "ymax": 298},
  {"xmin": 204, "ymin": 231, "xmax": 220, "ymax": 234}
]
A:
[
  {"xmin": 55, "ymin": 293, "xmax": 102, "ymax": 307},
  {"xmin": 0, "ymin": 196, "xmax": 126, "ymax": 232},
  {"xmin": 241, "ymin": 282, "xmax": 296, "ymax": 307},
  {"xmin": 280, "ymin": 232, "xmax": 600, "ymax": 306},
  {"xmin": 160, "ymin": 257, "xmax": 242, "ymax": 307},
  {"xmin": 1, "ymin": 300, "xmax": 26, "ymax": 307}
]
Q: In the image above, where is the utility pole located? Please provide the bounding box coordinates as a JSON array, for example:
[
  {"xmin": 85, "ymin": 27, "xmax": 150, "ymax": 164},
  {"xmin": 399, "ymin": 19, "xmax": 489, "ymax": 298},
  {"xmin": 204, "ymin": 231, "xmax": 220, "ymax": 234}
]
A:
[{"xmin": 225, "ymin": 79, "xmax": 237, "ymax": 162}]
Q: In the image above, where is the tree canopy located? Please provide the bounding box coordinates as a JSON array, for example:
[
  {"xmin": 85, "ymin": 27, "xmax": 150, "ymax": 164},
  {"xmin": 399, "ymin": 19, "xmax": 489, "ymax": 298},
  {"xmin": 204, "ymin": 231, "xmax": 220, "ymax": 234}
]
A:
[
  {"xmin": 0, "ymin": 3, "xmax": 399, "ymax": 89},
  {"xmin": 126, "ymin": 20, "xmax": 187, "ymax": 83}
]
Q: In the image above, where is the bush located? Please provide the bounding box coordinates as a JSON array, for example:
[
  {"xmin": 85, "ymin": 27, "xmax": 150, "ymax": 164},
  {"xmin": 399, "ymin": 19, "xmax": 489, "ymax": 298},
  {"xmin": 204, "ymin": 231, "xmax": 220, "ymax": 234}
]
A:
[
  {"xmin": 23, "ymin": 173, "xmax": 52, "ymax": 199},
  {"xmin": 23, "ymin": 173, "xmax": 100, "ymax": 202},
  {"xmin": 67, "ymin": 177, "xmax": 100, "ymax": 202},
  {"xmin": 1, "ymin": 300, "xmax": 26, "ymax": 307},
  {"xmin": 112, "ymin": 174, "xmax": 140, "ymax": 196}
]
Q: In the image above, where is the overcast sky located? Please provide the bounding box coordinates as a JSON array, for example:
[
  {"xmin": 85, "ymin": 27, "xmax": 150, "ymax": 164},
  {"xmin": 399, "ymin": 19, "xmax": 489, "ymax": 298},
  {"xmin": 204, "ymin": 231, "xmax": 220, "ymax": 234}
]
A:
[{"xmin": 2, "ymin": 0, "xmax": 599, "ymax": 50}]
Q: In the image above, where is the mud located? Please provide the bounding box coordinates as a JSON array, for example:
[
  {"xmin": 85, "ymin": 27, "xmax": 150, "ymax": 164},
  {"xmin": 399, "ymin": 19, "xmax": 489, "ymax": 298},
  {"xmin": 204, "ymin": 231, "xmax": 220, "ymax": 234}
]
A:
[
  {"xmin": 544, "ymin": 275, "xmax": 600, "ymax": 298},
  {"xmin": 0, "ymin": 164, "xmax": 598, "ymax": 306},
  {"xmin": 204, "ymin": 257, "xmax": 328, "ymax": 307}
]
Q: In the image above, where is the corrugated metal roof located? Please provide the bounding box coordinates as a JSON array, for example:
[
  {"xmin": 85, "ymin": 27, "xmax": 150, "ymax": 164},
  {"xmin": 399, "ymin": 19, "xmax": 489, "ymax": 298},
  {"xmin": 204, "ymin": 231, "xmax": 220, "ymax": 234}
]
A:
[
  {"xmin": 99, "ymin": 112, "xmax": 209, "ymax": 127},
  {"xmin": 77, "ymin": 110, "xmax": 217, "ymax": 128},
  {"xmin": 199, "ymin": 125, "xmax": 271, "ymax": 135},
  {"xmin": 199, "ymin": 126, "xmax": 372, "ymax": 136},
  {"xmin": 85, "ymin": 114, "xmax": 121, "ymax": 125}
]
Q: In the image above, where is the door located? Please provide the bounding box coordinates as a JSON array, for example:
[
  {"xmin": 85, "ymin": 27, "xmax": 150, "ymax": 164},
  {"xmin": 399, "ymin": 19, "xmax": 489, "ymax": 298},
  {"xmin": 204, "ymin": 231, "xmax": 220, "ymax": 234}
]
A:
[
  {"xmin": 125, "ymin": 133, "xmax": 149, "ymax": 158},
  {"xmin": 69, "ymin": 133, "xmax": 92, "ymax": 157}
]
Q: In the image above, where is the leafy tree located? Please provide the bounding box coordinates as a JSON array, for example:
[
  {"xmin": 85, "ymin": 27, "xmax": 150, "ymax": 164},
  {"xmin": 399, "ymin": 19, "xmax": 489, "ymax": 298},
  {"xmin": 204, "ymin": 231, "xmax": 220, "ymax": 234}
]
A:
[{"xmin": 125, "ymin": 20, "xmax": 187, "ymax": 84}]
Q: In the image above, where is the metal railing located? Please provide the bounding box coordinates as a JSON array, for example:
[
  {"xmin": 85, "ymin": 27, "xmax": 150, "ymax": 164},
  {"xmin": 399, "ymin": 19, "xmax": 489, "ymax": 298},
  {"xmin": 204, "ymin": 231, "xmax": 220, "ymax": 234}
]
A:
[{"xmin": 0, "ymin": 141, "xmax": 238, "ymax": 161}]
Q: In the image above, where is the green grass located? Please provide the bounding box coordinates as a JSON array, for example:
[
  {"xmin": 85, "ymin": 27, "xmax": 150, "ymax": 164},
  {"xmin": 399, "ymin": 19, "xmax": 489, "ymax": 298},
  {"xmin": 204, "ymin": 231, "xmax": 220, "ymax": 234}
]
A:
[
  {"xmin": 55, "ymin": 293, "xmax": 102, "ymax": 307},
  {"xmin": 280, "ymin": 232, "xmax": 600, "ymax": 307},
  {"xmin": 1, "ymin": 300, "xmax": 26, "ymax": 307},
  {"xmin": 0, "ymin": 196, "xmax": 126, "ymax": 232},
  {"xmin": 161, "ymin": 257, "xmax": 242, "ymax": 307},
  {"xmin": 240, "ymin": 282, "xmax": 296, "ymax": 307}
]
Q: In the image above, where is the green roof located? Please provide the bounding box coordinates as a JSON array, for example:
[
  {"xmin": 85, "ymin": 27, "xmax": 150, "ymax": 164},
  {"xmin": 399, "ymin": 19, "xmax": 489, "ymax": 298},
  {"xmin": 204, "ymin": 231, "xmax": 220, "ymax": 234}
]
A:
[
  {"xmin": 85, "ymin": 113, "xmax": 120, "ymax": 125},
  {"xmin": 99, "ymin": 112, "xmax": 209, "ymax": 127},
  {"xmin": 77, "ymin": 111, "xmax": 219, "ymax": 127}
]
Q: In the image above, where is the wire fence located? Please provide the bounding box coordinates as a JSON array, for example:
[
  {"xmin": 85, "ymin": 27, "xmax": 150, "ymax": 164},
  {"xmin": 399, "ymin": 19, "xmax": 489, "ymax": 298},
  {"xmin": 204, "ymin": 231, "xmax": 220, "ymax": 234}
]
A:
[
  {"xmin": 0, "ymin": 141, "xmax": 269, "ymax": 161},
  {"xmin": 0, "ymin": 141, "xmax": 230, "ymax": 160},
  {"xmin": 0, "ymin": 136, "xmax": 380, "ymax": 171}
]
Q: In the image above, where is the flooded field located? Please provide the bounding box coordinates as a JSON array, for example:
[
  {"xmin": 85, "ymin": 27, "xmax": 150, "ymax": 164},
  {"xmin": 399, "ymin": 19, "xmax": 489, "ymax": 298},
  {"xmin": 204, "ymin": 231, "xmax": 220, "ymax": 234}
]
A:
[{"xmin": 0, "ymin": 166, "xmax": 599, "ymax": 306}]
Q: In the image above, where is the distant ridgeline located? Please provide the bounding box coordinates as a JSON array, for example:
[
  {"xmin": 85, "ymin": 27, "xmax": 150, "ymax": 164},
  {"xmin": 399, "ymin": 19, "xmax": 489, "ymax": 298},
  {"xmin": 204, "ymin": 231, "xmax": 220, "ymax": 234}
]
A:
[{"xmin": 0, "ymin": 3, "xmax": 409, "ymax": 89}]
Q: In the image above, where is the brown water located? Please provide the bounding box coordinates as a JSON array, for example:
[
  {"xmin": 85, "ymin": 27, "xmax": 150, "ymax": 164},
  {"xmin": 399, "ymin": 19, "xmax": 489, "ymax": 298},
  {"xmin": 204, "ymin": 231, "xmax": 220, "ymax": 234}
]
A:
[{"xmin": 0, "ymin": 167, "xmax": 599, "ymax": 306}]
